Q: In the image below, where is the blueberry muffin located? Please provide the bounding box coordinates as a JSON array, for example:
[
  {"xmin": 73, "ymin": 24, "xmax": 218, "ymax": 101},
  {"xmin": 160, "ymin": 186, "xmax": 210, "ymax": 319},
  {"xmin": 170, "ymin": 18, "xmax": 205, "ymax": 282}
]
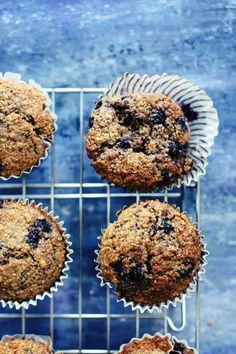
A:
[
  {"xmin": 0, "ymin": 78, "xmax": 55, "ymax": 178},
  {"xmin": 0, "ymin": 200, "xmax": 67, "ymax": 303},
  {"xmin": 86, "ymin": 93, "xmax": 193, "ymax": 190},
  {"xmin": 98, "ymin": 200, "xmax": 203, "ymax": 307},
  {"xmin": 118, "ymin": 333, "xmax": 196, "ymax": 354},
  {"xmin": 0, "ymin": 336, "xmax": 57, "ymax": 354}
]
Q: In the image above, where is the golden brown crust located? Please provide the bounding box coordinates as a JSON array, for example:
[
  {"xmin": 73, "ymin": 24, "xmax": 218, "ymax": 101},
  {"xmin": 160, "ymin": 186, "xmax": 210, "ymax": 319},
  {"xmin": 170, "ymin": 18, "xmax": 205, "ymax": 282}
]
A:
[
  {"xmin": 0, "ymin": 79, "xmax": 55, "ymax": 178},
  {"xmin": 118, "ymin": 334, "xmax": 196, "ymax": 354},
  {"xmin": 0, "ymin": 200, "xmax": 67, "ymax": 302},
  {"xmin": 0, "ymin": 337, "xmax": 55, "ymax": 354},
  {"xmin": 99, "ymin": 200, "xmax": 202, "ymax": 306},
  {"xmin": 86, "ymin": 93, "xmax": 193, "ymax": 191}
]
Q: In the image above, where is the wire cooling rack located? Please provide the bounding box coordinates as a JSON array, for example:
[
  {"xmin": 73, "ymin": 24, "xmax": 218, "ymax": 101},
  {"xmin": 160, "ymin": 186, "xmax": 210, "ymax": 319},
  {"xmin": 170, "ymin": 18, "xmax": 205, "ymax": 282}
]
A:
[{"xmin": 0, "ymin": 88, "xmax": 201, "ymax": 353}]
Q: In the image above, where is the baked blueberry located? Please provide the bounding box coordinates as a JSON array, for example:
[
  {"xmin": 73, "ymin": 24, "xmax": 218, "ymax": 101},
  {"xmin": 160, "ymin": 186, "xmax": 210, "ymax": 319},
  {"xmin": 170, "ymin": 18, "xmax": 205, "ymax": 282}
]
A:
[
  {"xmin": 0, "ymin": 162, "xmax": 4, "ymax": 174},
  {"xmin": 181, "ymin": 103, "xmax": 197, "ymax": 121},
  {"xmin": 26, "ymin": 228, "xmax": 41, "ymax": 248},
  {"xmin": 94, "ymin": 99, "xmax": 102, "ymax": 110},
  {"xmin": 161, "ymin": 219, "xmax": 174, "ymax": 234},
  {"xmin": 88, "ymin": 116, "xmax": 94, "ymax": 129},
  {"xmin": 123, "ymin": 112, "xmax": 134, "ymax": 126},
  {"xmin": 171, "ymin": 340, "xmax": 188, "ymax": 354},
  {"xmin": 34, "ymin": 218, "xmax": 52, "ymax": 233},
  {"xmin": 177, "ymin": 117, "xmax": 188, "ymax": 131},
  {"xmin": 149, "ymin": 109, "xmax": 166, "ymax": 126},
  {"xmin": 169, "ymin": 142, "xmax": 180, "ymax": 159},
  {"xmin": 117, "ymin": 138, "xmax": 131, "ymax": 149},
  {"xmin": 178, "ymin": 264, "xmax": 194, "ymax": 279}
]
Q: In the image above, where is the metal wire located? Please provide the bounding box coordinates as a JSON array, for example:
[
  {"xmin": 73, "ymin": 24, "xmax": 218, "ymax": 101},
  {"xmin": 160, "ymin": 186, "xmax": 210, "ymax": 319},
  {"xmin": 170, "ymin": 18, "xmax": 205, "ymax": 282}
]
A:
[{"xmin": 0, "ymin": 88, "xmax": 199, "ymax": 353}]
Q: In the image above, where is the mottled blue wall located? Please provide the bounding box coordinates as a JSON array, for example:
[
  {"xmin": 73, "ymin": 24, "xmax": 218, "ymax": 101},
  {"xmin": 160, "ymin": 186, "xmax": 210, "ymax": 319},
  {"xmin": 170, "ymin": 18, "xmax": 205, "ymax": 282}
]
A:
[{"xmin": 0, "ymin": 1, "xmax": 235, "ymax": 353}]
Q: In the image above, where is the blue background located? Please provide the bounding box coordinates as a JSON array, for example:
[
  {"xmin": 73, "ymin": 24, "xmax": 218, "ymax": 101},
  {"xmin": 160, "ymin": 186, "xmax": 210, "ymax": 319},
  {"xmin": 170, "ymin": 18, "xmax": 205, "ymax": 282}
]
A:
[{"xmin": 0, "ymin": 1, "xmax": 235, "ymax": 353}]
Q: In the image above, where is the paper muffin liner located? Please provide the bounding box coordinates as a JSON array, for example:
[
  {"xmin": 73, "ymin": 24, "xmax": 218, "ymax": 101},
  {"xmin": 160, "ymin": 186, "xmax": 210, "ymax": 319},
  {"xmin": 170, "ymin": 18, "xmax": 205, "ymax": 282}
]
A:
[
  {"xmin": 117, "ymin": 332, "xmax": 197, "ymax": 354},
  {"xmin": 95, "ymin": 204, "xmax": 208, "ymax": 314},
  {"xmin": 0, "ymin": 199, "xmax": 73, "ymax": 310},
  {"xmin": 103, "ymin": 72, "xmax": 219, "ymax": 189},
  {"xmin": 0, "ymin": 71, "xmax": 57, "ymax": 181},
  {"xmin": 0, "ymin": 334, "xmax": 61, "ymax": 353}
]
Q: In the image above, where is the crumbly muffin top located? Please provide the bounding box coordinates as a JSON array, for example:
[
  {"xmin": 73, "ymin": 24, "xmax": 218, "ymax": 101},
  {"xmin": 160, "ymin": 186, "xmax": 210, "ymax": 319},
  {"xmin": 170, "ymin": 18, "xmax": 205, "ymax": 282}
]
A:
[
  {"xmin": 118, "ymin": 334, "xmax": 196, "ymax": 354},
  {"xmin": 0, "ymin": 337, "xmax": 55, "ymax": 354},
  {"xmin": 86, "ymin": 93, "xmax": 193, "ymax": 190},
  {"xmin": 0, "ymin": 79, "xmax": 55, "ymax": 178},
  {"xmin": 0, "ymin": 200, "xmax": 67, "ymax": 302},
  {"xmin": 99, "ymin": 200, "xmax": 202, "ymax": 306}
]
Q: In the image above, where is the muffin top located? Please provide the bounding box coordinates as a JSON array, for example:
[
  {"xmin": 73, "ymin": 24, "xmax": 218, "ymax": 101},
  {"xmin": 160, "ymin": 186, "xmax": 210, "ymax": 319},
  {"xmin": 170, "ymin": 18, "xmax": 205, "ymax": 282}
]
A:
[
  {"xmin": 118, "ymin": 334, "xmax": 196, "ymax": 354},
  {"xmin": 86, "ymin": 93, "xmax": 192, "ymax": 190},
  {"xmin": 0, "ymin": 79, "xmax": 55, "ymax": 178},
  {"xmin": 0, "ymin": 337, "xmax": 56, "ymax": 354},
  {"xmin": 99, "ymin": 200, "xmax": 202, "ymax": 306},
  {"xmin": 0, "ymin": 200, "xmax": 67, "ymax": 302}
]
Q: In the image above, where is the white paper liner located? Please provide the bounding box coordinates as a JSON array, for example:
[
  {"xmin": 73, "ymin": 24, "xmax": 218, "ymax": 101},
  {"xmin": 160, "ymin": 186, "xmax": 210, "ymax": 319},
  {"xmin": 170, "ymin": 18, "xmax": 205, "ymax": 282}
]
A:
[
  {"xmin": 0, "ymin": 72, "xmax": 57, "ymax": 180},
  {"xmin": 0, "ymin": 334, "xmax": 60, "ymax": 353},
  {"xmin": 104, "ymin": 72, "xmax": 219, "ymax": 189},
  {"xmin": 117, "ymin": 332, "xmax": 197, "ymax": 354},
  {"xmin": 95, "ymin": 204, "xmax": 208, "ymax": 314},
  {"xmin": 0, "ymin": 199, "xmax": 73, "ymax": 310}
]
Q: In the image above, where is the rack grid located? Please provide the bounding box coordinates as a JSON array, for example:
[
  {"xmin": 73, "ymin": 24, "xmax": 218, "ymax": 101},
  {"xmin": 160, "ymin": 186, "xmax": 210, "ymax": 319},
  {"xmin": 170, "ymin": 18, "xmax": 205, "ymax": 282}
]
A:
[{"xmin": 0, "ymin": 88, "xmax": 201, "ymax": 353}]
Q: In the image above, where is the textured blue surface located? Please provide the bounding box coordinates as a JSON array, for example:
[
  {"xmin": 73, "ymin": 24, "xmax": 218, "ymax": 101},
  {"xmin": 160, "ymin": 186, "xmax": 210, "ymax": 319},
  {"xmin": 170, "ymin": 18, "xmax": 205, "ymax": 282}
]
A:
[{"xmin": 0, "ymin": 0, "xmax": 236, "ymax": 353}]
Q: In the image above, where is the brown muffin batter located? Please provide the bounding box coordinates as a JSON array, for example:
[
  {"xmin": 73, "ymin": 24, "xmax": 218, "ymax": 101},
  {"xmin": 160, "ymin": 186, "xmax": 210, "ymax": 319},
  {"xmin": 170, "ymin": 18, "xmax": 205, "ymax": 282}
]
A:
[
  {"xmin": 118, "ymin": 334, "xmax": 196, "ymax": 354},
  {"xmin": 86, "ymin": 93, "xmax": 193, "ymax": 190},
  {"xmin": 0, "ymin": 79, "xmax": 55, "ymax": 178},
  {"xmin": 0, "ymin": 337, "xmax": 56, "ymax": 354},
  {"xmin": 0, "ymin": 200, "xmax": 67, "ymax": 302},
  {"xmin": 98, "ymin": 200, "xmax": 202, "ymax": 306}
]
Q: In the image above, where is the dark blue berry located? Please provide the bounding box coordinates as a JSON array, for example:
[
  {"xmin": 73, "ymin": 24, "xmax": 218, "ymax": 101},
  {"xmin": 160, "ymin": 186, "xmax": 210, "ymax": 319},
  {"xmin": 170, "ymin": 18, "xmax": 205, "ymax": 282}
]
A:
[
  {"xmin": 34, "ymin": 219, "xmax": 52, "ymax": 233},
  {"xmin": 112, "ymin": 261, "xmax": 127, "ymax": 280},
  {"xmin": 178, "ymin": 264, "xmax": 194, "ymax": 279},
  {"xmin": 168, "ymin": 142, "xmax": 180, "ymax": 159},
  {"xmin": 88, "ymin": 116, "xmax": 94, "ymax": 129},
  {"xmin": 181, "ymin": 103, "xmax": 197, "ymax": 121},
  {"xmin": 161, "ymin": 219, "xmax": 174, "ymax": 234},
  {"xmin": 26, "ymin": 228, "xmax": 41, "ymax": 248},
  {"xmin": 177, "ymin": 117, "xmax": 188, "ymax": 131},
  {"xmin": 133, "ymin": 144, "xmax": 145, "ymax": 153},
  {"xmin": 149, "ymin": 109, "xmax": 166, "ymax": 126},
  {"xmin": 161, "ymin": 170, "xmax": 171, "ymax": 185},
  {"xmin": 94, "ymin": 99, "xmax": 102, "ymax": 110},
  {"xmin": 112, "ymin": 261, "xmax": 143, "ymax": 283},
  {"xmin": 25, "ymin": 115, "xmax": 35, "ymax": 125},
  {"xmin": 123, "ymin": 112, "xmax": 134, "ymax": 126},
  {"xmin": 0, "ymin": 200, "xmax": 3, "ymax": 209},
  {"xmin": 182, "ymin": 143, "xmax": 189, "ymax": 154},
  {"xmin": 145, "ymin": 255, "xmax": 152, "ymax": 274},
  {"xmin": 170, "ymin": 341, "xmax": 187, "ymax": 354},
  {"xmin": 128, "ymin": 265, "xmax": 143, "ymax": 282},
  {"xmin": 117, "ymin": 138, "xmax": 131, "ymax": 149},
  {"xmin": 26, "ymin": 219, "xmax": 52, "ymax": 248},
  {"xmin": 178, "ymin": 268, "xmax": 188, "ymax": 278},
  {"xmin": 0, "ymin": 162, "xmax": 4, "ymax": 174}
]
